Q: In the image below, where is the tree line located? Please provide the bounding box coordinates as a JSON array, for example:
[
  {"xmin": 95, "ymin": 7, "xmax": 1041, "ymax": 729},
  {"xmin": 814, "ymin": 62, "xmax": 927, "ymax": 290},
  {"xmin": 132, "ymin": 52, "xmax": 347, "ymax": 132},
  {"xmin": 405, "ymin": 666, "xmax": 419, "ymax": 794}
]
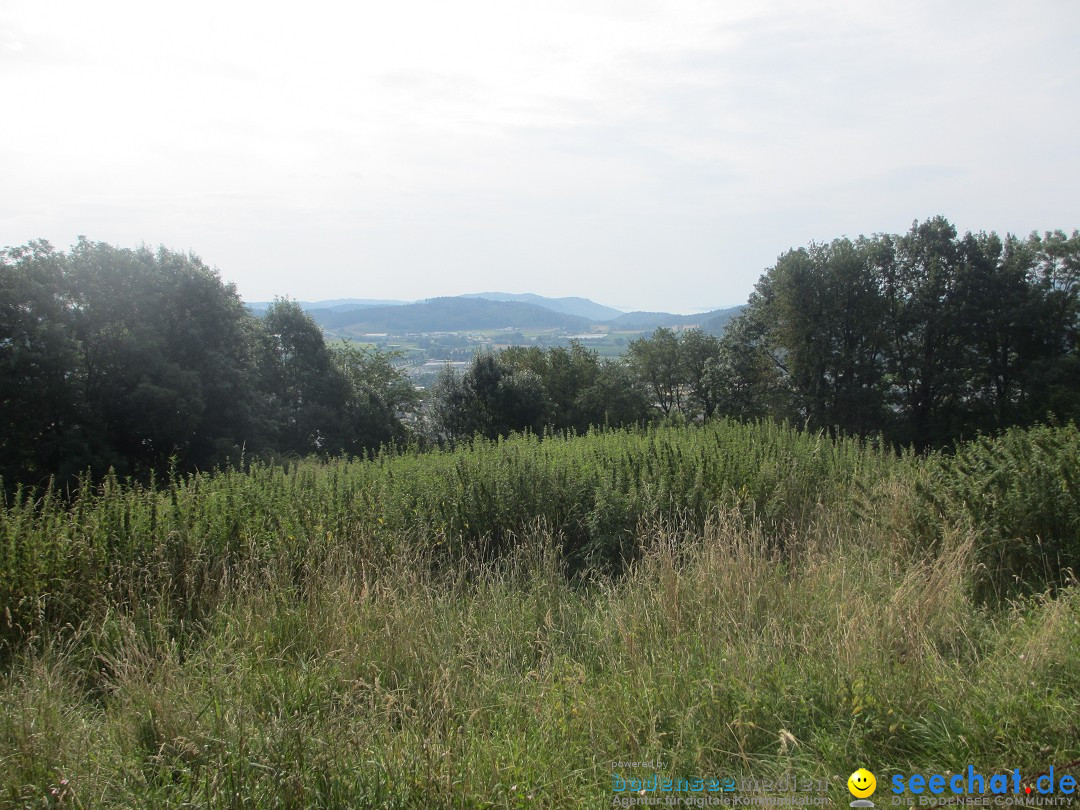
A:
[
  {"xmin": 426, "ymin": 217, "xmax": 1080, "ymax": 448},
  {"xmin": 721, "ymin": 217, "xmax": 1080, "ymax": 447},
  {"xmin": 1, "ymin": 238, "xmax": 418, "ymax": 489},
  {"xmin": 3, "ymin": 218, "xmax": 1078, "ymax": 488}
]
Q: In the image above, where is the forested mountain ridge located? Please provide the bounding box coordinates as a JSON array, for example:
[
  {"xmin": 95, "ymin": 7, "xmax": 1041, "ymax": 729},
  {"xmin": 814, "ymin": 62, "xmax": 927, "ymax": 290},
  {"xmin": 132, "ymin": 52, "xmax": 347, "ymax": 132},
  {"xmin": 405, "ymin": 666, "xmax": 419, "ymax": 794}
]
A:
[
  {"xmin": 607, "ymin": 307, "xmax": 743, "ymax": 331},
  {"xmin": 308, "ymin": 297, "xmax": 595, "ymax": 333},
  {"xmin": 460, "ymin": 292, "xmax": 624, "ymax": 321},
  {"xmin": 247, "ymin": 297, "xmax": 408, "ymax": 312},
  {"xmin": 247, "ymin": 293, "xmax": 742, "ymax": 335}
]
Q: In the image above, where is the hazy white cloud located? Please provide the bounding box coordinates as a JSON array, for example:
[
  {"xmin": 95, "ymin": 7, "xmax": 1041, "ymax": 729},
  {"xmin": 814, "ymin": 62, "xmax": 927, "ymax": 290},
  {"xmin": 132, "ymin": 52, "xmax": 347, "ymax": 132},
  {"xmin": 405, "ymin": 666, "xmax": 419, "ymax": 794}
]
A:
[{"xmin": 2, "ymin": 0, "xmax": 1078, "ymax": 311}]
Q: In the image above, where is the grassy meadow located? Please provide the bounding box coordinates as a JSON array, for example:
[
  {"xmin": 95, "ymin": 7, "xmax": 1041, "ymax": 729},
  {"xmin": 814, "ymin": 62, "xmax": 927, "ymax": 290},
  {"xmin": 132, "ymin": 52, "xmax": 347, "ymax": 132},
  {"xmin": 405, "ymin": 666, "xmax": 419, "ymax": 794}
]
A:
[{"xmin": 2, "ymin": 421, "xmax": 1079, "ymax": 807}]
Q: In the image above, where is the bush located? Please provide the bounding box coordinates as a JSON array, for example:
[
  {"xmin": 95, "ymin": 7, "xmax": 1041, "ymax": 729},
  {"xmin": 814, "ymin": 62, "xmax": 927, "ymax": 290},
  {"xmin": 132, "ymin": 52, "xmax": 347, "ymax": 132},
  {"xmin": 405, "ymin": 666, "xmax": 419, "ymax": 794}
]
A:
[{"xmin": 919, "ymin": 423, "xmax": 1080, "ymax": 599}]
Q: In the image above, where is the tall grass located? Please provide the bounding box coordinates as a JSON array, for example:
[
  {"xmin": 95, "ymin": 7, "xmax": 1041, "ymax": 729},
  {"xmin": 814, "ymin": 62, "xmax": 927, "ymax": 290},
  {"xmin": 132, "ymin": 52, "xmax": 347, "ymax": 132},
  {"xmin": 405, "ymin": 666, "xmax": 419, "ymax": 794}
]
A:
[
  {"xmin": 3, "ymin": 516, "xmax": 1078, "ymax": 807},
  {"xmin": 918, "ymin": 422, "xmax": 1080, "ymax": 599},
  {"xmin": 1, "ymin": 420, "xmax": 903, "ymax": 647},
  {"xmin": 2, "ymin": 420, "xmax": 1079, "ymax": 807}
]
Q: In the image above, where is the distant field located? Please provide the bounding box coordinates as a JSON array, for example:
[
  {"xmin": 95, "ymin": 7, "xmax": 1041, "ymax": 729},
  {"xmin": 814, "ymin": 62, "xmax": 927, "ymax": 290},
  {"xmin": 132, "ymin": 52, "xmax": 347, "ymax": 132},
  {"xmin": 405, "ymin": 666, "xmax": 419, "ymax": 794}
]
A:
[{"xmin": 2, "ymin": 421, "xmax": 1078, "ymax": 807}]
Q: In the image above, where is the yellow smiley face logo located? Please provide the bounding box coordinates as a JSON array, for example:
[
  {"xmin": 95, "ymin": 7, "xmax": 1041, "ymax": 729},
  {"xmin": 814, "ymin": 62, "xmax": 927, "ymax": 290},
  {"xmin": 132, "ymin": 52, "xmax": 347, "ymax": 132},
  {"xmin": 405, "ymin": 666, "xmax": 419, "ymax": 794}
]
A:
[{"xmin": 848, "ymin": 768, "xmax": 876, "ymax": 799}]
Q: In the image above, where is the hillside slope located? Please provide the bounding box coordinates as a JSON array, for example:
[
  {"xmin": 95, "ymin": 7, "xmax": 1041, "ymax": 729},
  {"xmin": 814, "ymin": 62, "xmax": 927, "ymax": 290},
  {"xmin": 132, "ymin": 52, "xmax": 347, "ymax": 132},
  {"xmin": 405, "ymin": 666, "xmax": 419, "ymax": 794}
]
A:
[
  {"xmin": 606, "ymin": 305, "xmax": 744, "ymax": 333},
  {"xmin": 310, "ymin": 296, "xmax": 595, "ymax": 333},
  {"xmin": 461, "ymin": 292, "xmax": 623, "ymax": 321}
]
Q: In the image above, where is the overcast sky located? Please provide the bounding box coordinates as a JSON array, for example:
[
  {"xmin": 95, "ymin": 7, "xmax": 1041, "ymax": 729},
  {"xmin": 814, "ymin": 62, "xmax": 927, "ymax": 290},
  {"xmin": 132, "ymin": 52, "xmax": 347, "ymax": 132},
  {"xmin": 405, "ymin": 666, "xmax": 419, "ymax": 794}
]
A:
[{"xmin": 3, "ymin": 0, "xmax": 1078, "ymax": 313}]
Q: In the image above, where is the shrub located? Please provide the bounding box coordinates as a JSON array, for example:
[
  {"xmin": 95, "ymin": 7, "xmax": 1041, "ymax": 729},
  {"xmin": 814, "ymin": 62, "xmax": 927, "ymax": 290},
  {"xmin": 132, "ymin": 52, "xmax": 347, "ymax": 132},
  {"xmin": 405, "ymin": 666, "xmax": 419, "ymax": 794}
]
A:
[{"xmin": 919, "ymin": 423, "xmax": 1080, "ymax": 599}]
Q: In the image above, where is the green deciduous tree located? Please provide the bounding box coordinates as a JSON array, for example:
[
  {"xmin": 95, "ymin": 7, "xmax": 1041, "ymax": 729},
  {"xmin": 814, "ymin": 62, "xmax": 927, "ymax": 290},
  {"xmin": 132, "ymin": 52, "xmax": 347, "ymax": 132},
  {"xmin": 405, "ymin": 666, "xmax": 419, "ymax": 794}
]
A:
[
  {"xmin": 2, "ymin": 240, "xmax": 423, "ymax": 488},
  {"xmin": 331, "ymin": 342, "xmax": 420, "ymax": 452},
  {"xmin": 426, "ymin": 353, "xmax": 547, "ymax": 441},
  {"xmin": 0, "ymin": 241, "xmax": 90, "ymax": 486},
  {"xmin": 718, "ymin": 218, "xmax": 1080, "ymax": 446},
  {"xmin": 2, "ymin": 238, "xmax": 267, "ymax": 484},
  {"xmin": 712, "ymin": 311, "xmax": 791, "ymax": 422},
  {"xmin": 257, "ymin": 298, "xmax": 350, "ymax": 456},
  {"xmin": 626, "ymin": 327, "xmax": 683, "ymax": 415},
  {"xmin": 751, "ymin": 237, "xmax": 888, "ymax": 434},
  {"xmin": 426, "ymin": 343, "xmax": 650, "ymax": 441},
  {"xmin": 500, "ymin": 341, "xmax": 644, "ymax": 432},
  {"xmin": 678, "ymin": 329, "xmax": 724, "ymax": 419}
]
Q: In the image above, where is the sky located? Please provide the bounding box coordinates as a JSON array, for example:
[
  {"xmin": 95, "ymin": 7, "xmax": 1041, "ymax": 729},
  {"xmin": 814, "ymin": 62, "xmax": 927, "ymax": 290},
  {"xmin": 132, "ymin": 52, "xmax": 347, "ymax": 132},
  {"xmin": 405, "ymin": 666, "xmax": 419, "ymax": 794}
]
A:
[{"xmin": 2, "ymin": 1, "xmax": 1079, "ymax": 314}]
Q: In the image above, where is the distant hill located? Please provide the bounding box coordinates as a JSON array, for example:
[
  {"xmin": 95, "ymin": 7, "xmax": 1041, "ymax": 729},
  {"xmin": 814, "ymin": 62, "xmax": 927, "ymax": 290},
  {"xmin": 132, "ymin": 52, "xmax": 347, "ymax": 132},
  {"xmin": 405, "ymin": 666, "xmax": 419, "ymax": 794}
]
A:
[
  {"xmin": 460, "ymin": 292, "xmax": 623, "ymax": 321},
  {"xmin": 606, "ymin": 306, "xmax": 744, "ymax": 334},
  {"xmin": 247, "ymin": 298, "xmax": 407, "ymax": 314},
  {"xmin": 606, "ymin": 311, "xmax": 688, "ymax": 329},
  {"xmin": 310, "ymin": 297, "xmax": 594, "ymax": 334},
  {"xmin": 701, "ymin": 306, "xmax": 744, "ymax": 334},
  {"xmin": 248, "ymin": 295, "xmax": 744, "ymax": 337}
]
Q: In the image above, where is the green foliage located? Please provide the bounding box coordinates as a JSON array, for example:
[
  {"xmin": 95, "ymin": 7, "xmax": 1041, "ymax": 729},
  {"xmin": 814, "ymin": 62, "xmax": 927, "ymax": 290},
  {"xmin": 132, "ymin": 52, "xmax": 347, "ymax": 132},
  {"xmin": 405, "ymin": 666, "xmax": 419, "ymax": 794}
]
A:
[
  {"xmin": 257, "ymin": 297, "xmax": 351, "ymax": 456},
  {"xmin": 678, "ymin": 328, "xmax": 724, "ymax": 418},
  {"xmin": 426, "ymin": 343, "xmax": 650, "ymax": 440},
  {"xmin": 728, "ymin": 218, "xmax": 1080, "ymax": 447},
  {"xmin": 919, "ymin": 423, "xmax": 1080, "ymax": 600},
  {"xmin": 1, "ymin": 239, "xmax": 264, "ymax": 483},
  {"xmin": 0, "ymin": 420, "xmax": 899, "ymax": 646},
  {"xmin": 500, "ymin": 341, "xmax": 650, "ymax": 431},
  {"xmin": 1, "ymin": 241, "xmax": 420, "ymax": 488},
  {"xmin": 713, "ymin": 311, "xmax": 791, "ymax": 422},
  {"xmin": 751, "ymin": 237, "xmax": 888, "ymax": 433},
  {"xmin": 2, "ymin": 422, "xmax": 1079, "ymax": 805},
  {"xmin": 10, "ymin": 420, "xmax": 1080, "ymax": 650},
  {"xmin": 624, "ymin": 327, "xmax": 735, "ymax": 420},
  {"xmin": 331, "ymin": 342, "xmax": 420, "ymax": 451},
  {"xmin": 66, "ymin": 238, "xmax": 264, "ymax": 476},
  {"xmin": 425, "ymin": 352, "xmax": 547, "ymax": 440},
  {"xmin": 627, "ymin": 326, "xmax": 684, "ymax": 415},
  {"xmin": 0, "ymin": 241, "xmax": 91, "ymax": 487},
  {"xmin": 2, "ymin": 466, "xmax": 1079, "ymax": 806}
]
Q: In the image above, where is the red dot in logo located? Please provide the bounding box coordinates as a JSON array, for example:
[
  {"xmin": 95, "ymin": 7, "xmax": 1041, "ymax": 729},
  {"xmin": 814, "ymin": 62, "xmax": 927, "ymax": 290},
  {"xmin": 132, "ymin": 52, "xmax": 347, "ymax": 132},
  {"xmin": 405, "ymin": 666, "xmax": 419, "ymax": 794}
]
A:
[{"xmin": 1026, "ymin": 787, "xmax": 1032, "ymax": 794}]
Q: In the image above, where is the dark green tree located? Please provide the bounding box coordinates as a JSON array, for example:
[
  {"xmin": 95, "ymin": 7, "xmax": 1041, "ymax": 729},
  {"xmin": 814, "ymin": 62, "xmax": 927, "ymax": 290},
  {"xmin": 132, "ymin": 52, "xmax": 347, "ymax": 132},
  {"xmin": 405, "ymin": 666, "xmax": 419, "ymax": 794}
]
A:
[
  {"xmin": 0, "ymin": 241, "xmax": 91, "ymax": 486},
  {"xmin": 575, "ymin": 359, "xmax": 651, "ymax": 428},
  {"xmin": 66, "ymin": 238, "xmax": 266, "ymax": 474},
  {"xmin": 721, "ymin": 218, "xmax": 1080, "ymax": 446},
  {"xmin": 426, "ymin": 343, "xmax": 648, "ymax": 441},
  {"xmin": 711, "ymin": 311, "xmax": 792, "ymax": 422},
  {"xmin": 881, "ymin": 219, "xmax": 967, "ymax": 444},
  {"xmin": 426, "ymin": 363, "xmax": 476, "ymax": 442},
  {"xmin": 736, "ymin": 238, "xmax": 887, "ymax": 433},
  {"xmin": 257, "ymin": 298, "xmax": 350, "ymax": 456},
  {"xmin": 500, "ymin": 341, "xmax": 615, "ymax": 431},
  {"xmin": 0, "ymin": 238, "xmax": 269, "ymax": 483},
  {"xmin": 626, "ymin": 328, "xmax": 683, "ymax": 415},
  {"xmin": 331, "ymin": 342, "xmax": 419, "ymax": 452},
  {"xmin": 425, "ymin": 353, "xmax": 548, "ymax": 441},
  {"xmin": 678, "ymin": 329, "xmax": 724, "ymax": 419},
  {"xmin": 1022, "ymin": 229, "xmax": 1080, "ymax": 425}
]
